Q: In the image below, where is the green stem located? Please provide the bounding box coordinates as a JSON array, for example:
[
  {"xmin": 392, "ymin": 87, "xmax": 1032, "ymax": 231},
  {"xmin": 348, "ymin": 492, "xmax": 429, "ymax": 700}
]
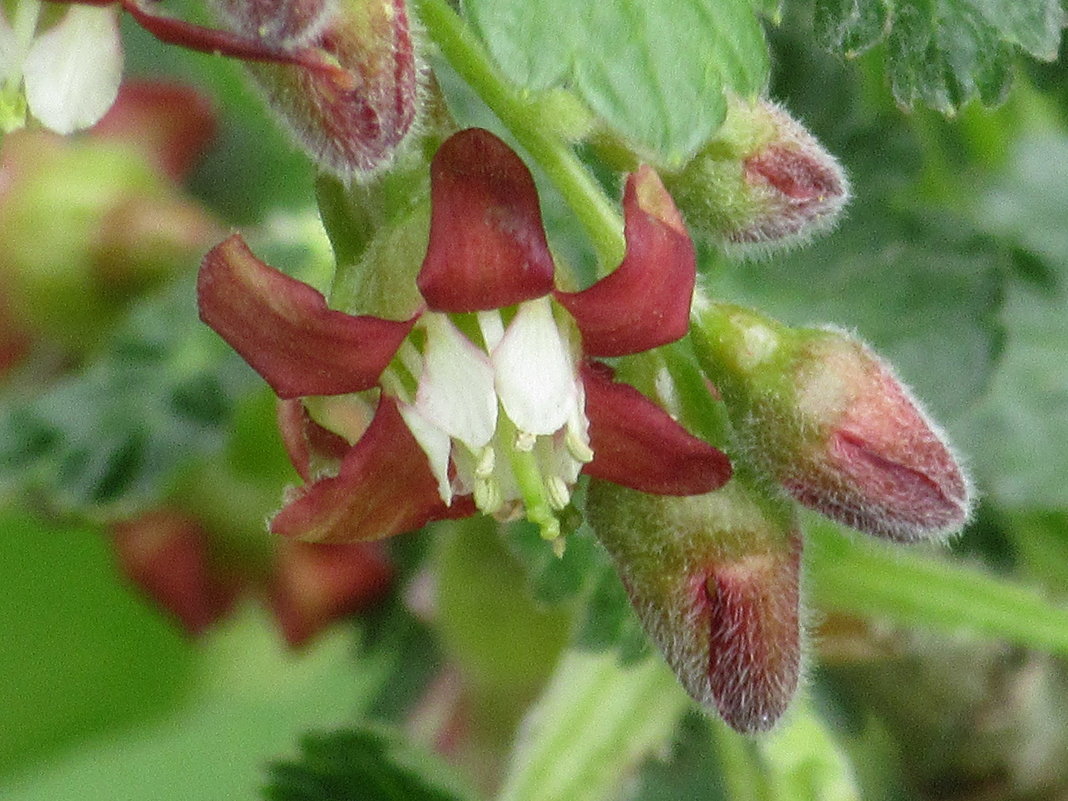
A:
[
  {"xmin": 414, "ymin": 0, "xmax": 625, "ymax": 272},
  {"xmin": 711, "ymin": 720, "xmax": 768, "ymax": 801},
  {"xmin": 496, "ymin": 649, "xmax": 689, "ymax": 801},
  {"xmin": 660, "ymin": 337, "xmax": 732, "ymax": 449},
  {"xmin": 807, "ymin": 518, "xmax": 1068, "ymax": 657}
]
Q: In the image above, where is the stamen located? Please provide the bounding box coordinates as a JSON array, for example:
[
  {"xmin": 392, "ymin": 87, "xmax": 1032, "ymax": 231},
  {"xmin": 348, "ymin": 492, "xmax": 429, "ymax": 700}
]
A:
[
  {"xmin": 475, "ymin": 445, "xmax": 495, "ymax": 479},
  {"xmin": 515, "ymin": 430, "xmax": 537, "ymax": 452},
  {"xmin": 474, "ymin": 477, "xmax": 503, "ymax": 515},
  {"xmin": 565, "ymin": 427, "xmax": 595, "ymax": 463},
  {"xmin": 546, "ymin": 476, "xmax": 571, "ymax": 511}
]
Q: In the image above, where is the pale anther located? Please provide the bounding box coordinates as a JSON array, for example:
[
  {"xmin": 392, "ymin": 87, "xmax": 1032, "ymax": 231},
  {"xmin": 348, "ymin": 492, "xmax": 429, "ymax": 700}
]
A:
[{"xmin": 515, "ymin": 431, "xmax": 536, "ymax": 452}]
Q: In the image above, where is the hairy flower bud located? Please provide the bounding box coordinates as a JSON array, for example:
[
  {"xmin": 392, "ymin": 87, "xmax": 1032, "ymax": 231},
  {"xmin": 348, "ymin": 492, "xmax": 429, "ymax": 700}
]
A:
[
  {"xmin": 665, "ymin": 96, "xmax": 848, "ymax": 256},
  {"xmin": 692, "ymin": 302, "xmax": 973, "ymax": 542},
  {"xmin": 211, "ymin": 0, "xmax": 420, "ymax": 177},
  {"xmin": 587, "ymin": 479, "xmax": 803, "ymax": 733}
]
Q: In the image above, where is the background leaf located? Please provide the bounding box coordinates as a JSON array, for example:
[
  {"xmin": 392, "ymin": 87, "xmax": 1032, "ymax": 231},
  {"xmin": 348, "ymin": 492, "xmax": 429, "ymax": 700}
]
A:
[
  {"xmin": 495, "ymin": 649, "xmax": 690, "ymax": 801},
  {"xmin": 0, "ymin": 512, "xmax": 193, "ymax": 777},
  {"xmin": 266, "ymin": 727, "xmax": 478, "ymax": 801},
  {"xmin": 811, "ymin": 0, "xmax": 1066, "ymax": 113},
  {"xmin": 0, "ymin": 280, "xmax": 252, "ymax": 516},
  {"xmin": 463, "ymin": 0, "xmax": 769, "ymax": 165}
]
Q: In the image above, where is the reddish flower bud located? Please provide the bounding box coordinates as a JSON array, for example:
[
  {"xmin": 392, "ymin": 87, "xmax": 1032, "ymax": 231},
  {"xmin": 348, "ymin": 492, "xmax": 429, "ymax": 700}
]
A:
[
  {"xmin": 0, "ymin": 84, "xmax": 219, "ymax": 354},
  {"xmin": 91, "ymin": 81, "xmax": 217, "ymax": 182},
  {"xmin": 267, "ymin": 540, "xmax": 393, "ymax": 647},
  {"xmin": 665, "ymin": 96, "xmax": 848, "ymax": 256},
  {"xmin": 693, "ymin": 303, "xmax": 974, "ymax": 542},
  {"xmin": 111, "ymin": 508, "xmax": 240, "ymax": 635},
  {"xmin": 587, "ymin": 480, "xmax": 803, "ymax": 733},
  {"xmin": 211, "ymin": 0, "xmax": 420, "ymax": 177}
]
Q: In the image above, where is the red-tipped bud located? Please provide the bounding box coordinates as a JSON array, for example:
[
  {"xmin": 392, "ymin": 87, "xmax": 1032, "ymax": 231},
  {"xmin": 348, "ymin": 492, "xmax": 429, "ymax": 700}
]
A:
[
  {"xmin": 587, "ymin": 480, "xmax": 803, "ymax": 733},
  {"xmin": 267, "ymin": 540, "xmax": 393, "ymax": 648},
  {"xmin": 212, "ymin": 0, "xmax": 420, "ymax": 177},
  {"xmin": 111, "ymin": 508, "xmax": 240, "ymax": 635},
  {"xmin": 665, "ymin": 96, "xmax": 848, "ymax": 256},
  {"xmin": 692, "ymin": 303, "xmax": 973, "ymax": 542}
]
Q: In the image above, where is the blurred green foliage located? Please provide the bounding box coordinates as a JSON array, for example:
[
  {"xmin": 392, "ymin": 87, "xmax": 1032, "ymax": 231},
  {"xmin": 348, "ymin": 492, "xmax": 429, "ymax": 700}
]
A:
[{"xmin": 3, "ymin": 0, "xmax": 1068, "ymax": 799}]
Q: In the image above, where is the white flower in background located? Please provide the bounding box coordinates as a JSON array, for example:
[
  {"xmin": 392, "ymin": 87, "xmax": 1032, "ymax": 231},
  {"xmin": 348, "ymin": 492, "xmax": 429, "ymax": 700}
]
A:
[{"xmin": 1, "ymin": 1, "xmax": 122, "ymax": 134}]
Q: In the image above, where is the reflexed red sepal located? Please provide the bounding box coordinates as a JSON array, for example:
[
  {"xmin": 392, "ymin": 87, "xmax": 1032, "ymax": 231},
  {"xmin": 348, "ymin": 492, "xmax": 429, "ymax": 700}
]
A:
[
  {"xmin": 198, "ymin": 235, "xmax": 414, "ymax": 399},
  {"xmin": 581, "ymin": 362, "xmax": 731, "ymax": 494},
  {"xmin": 276, "ymin": 399, "xmax": 352, "ymax": 482},
  {"xmin": 555, "ymin": 166, "xmax": 695, "ymax": 357},
  {"xmin": 108, "ymin": 0, "xmax": 352, "ymax": 85},
  {"xmin": 705, "ymin": 533, "xmax": 802, "ymax": 733},
  {"xmin": 271, "ymin": 397, "xmax": 471, "ymax": 543},
  {"xmin": 267, "ymin": 540, "xmax": 393, "ymax": 648},
  {"xmin": 418, "ymin": 129, "xmax": 556, "ymax": 312}
]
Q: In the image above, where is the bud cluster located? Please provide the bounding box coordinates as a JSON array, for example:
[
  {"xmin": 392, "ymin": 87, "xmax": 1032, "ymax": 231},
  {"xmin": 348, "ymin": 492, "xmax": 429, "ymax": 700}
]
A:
[{"xmin": 584, "ymin": 295, "xmax": 973, "ymax": 733}]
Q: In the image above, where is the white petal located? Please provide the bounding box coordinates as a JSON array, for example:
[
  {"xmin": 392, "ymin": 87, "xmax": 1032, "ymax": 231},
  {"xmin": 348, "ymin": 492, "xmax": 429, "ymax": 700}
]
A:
[
  {"xmin": 493, "ymin": 297, "xmax": 579, "ymax": 436},
  {"xmin": 476, "ymin": 310, "xmax": 505, "ymax": 351},
  {"xmin": 0, "ymin": 16, "xmax": 18, "ymax": 74},
  {"xmin": 398, "ymin": 401, "xmax": 454, "ymax": 505},
  {"xmin": 415, "ymin": 313, "xmax": 498, "ymax": 450},
  {"xmin": 23, "ymin": 5, "xmax": 122, "ymax": 134}
]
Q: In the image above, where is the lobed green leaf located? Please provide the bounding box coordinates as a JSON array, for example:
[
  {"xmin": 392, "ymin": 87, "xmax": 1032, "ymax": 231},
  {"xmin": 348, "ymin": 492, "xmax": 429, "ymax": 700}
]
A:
[
  {"xmin": 813, "ymin": 0, "xmax": 1065, "ymax": 113},
  {"xmin": 463, "ymin": 0, "xmax": 769, "ymax": 166},
  {"xmin": 0, "ymin": 280, "xmax": 252, "ymax": 515},
  {"xmin": 266, "ymin": 727, "xmax": 477, "ymax": 801}
]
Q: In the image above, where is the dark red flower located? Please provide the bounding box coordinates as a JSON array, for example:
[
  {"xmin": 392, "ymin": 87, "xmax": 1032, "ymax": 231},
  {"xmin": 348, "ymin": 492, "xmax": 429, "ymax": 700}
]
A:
[{"xmin": 199, "ymin": 128, "xmax": 731, "ymax": 545}]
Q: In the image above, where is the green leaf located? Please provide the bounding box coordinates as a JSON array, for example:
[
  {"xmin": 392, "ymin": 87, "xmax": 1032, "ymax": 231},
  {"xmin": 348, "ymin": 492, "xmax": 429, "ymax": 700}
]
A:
[
  {"xmin": 463, "ymin": 0, "xmax": 769, "ymax": 166},
  {"xmin": 2, "ymin": 606, "xmax": 390, "ymax": 801},
  {"xmin": 502, "ymin": 519, "xmax": 598, "ymax": 606},
  {"xmin": 962, "ymin": 0, "xmax": 1066, "ymax": 59},
  {"xmin": 957, "ymin": 281, "xmax": 1068, "ymax": 509},
  {"xmin": 806, "ymin": 519, "xmax": 1068, "ymax": 657},
  {"xmin": 752, "ymin": 0, "xmax": 785, "ymax": 22},
  {"xmin": 0, "ymin": 512, "xmax": 193, "ymax": 778},
  {"xmin": 432, "ymin": 518, "xmax": 573, "ymax": 694},
  {"xmin": 886, "ymin": 1, "xmax": 1013, "ymax": 114},
  {"xmin": 707, "ymin": 203, "xmax": 1006, "ymax": 423},
  {"xmin": 630, "ymin": 713, "xmax": 729, "ymax": 801},
  {"xmin": 813, "ymin": 0, "xmax": 892, "ymax": 56},
  {"xmin": 0, "ymin": 280, "xmax": 252, "ymax": 515},
  {"xmin": 960, "ymin": 135, "xmax": 1068, "ymax": 509},
  {"xmin": 496, "ymin": 649, "xmax": 690, "ymax": 801},
  {"xmin": 266, "ymin": 727, "xmax": 477, "ymax": 801},
  {"xmin": 1008, "ymin": 511, "xmax": 1068, "ymax": 592},
  {"xmin": 813, "ymin": 0, "xmax": 1066, "ymax": 113},
  {"xmin": 758, "ymin": 700, "xmax": 861, "ymax": 801}
]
